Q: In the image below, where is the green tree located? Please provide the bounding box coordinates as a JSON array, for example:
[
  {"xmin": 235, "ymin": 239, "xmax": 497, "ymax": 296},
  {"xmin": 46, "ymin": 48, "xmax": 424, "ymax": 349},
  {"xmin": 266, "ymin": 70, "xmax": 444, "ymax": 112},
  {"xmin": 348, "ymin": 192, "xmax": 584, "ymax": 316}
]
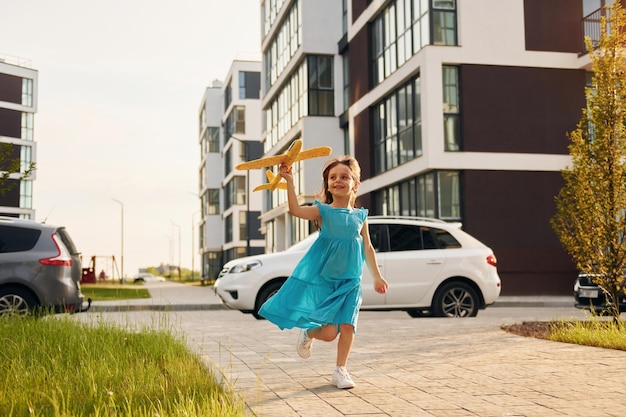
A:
[
  {"xmin": 0, "ymin": 142, "xmax": 35, "ymax": 196},
  {"xmin": 552, "ymin": 2, "xmax": 626, "ymax": 319}
]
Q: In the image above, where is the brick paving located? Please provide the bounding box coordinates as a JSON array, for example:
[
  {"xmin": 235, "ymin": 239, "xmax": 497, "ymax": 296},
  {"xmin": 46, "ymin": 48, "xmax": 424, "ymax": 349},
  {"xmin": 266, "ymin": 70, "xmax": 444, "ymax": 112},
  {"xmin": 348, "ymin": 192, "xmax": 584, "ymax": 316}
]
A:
[{"xmin": 84, "ymin": 282, "xmax": 626, "ymax": 417}]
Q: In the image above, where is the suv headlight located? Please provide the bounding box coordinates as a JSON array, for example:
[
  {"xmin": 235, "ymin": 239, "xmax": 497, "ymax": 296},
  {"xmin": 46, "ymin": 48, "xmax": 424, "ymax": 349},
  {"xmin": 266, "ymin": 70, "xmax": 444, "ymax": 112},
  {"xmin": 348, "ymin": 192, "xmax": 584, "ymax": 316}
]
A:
[{"xmin": 229, "ymin": 260, "xmax": 262, "ymax": 273}]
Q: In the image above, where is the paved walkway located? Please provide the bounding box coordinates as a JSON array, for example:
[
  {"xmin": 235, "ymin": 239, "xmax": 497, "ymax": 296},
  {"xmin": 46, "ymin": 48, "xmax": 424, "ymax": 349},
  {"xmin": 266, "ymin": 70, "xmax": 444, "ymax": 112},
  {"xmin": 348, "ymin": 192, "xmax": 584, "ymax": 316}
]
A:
[{"xmin": 83, "ymin": 282, "xmax": 626, "ymax": 417}]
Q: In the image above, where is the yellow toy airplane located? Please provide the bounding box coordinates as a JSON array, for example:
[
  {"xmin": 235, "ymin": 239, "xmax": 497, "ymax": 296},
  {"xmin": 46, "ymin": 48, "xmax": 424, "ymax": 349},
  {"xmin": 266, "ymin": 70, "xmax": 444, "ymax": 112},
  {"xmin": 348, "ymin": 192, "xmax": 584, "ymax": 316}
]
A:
[{"xmin": 235, "ymin": 139, "xmax": 332, "ymax": 192}]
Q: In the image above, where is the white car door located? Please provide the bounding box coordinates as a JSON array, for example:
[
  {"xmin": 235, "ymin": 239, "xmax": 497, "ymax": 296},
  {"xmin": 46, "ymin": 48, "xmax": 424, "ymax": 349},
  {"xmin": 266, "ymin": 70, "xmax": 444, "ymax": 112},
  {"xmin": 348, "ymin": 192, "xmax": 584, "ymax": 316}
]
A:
[
  {"xmin": 381, "ymin": 224, "xmax": 447, "ymax": 308},
  {"xmin": 360, "ymin": 223, "xmax": 387, "ymax": 307}
]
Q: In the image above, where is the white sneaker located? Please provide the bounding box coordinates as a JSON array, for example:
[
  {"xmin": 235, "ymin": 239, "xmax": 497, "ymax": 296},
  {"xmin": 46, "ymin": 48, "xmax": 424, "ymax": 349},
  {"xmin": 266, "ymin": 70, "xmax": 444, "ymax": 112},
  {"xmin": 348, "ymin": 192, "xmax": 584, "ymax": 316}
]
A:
[
  {"xmin": 332, "ymin": 366, "xmax": 355, "ymax": 389},
  {"xmin": 297, "ymin": 329, "xmax": 313, "ymax": 359}
]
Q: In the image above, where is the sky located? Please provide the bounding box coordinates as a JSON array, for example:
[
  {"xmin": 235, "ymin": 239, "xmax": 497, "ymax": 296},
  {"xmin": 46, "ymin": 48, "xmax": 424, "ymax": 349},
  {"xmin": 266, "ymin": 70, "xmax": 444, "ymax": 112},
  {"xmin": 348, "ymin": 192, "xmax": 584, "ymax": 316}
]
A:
[{"xmin": 1, "ymin": 0, "xmax": 261, "ymax": 277}]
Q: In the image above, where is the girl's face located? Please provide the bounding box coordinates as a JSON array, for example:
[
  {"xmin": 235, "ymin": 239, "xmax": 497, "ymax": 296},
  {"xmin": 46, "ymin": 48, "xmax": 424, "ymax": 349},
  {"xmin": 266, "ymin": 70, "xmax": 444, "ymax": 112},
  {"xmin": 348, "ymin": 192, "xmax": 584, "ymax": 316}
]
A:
[{"xmin": 327, "ymin": 163, "xmax": 356, "ymax": 198}]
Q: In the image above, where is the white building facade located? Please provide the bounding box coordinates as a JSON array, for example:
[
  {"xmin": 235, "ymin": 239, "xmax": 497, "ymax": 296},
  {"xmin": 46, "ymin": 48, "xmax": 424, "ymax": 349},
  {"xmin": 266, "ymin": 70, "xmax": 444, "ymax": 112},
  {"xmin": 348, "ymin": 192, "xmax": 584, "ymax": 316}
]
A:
[{"xmin": 0, "ymin": 55, "xmax": 37, "ymax": 219}]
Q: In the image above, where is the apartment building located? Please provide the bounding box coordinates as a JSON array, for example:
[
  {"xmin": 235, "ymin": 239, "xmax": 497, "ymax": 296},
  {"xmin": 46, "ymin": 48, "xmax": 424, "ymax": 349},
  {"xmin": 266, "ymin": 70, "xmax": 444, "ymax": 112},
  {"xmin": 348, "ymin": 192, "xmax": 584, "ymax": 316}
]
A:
[
  {"xmin": 198, "ymin": 61, "xmax": 265, "ymax": 280},
  {"xmin": 0, "ymin": 54, "xmax": 37, "ymax": 219},
  {"xmin": 252, "ymin": 0, "xmax": 623, "ymax": 295}
]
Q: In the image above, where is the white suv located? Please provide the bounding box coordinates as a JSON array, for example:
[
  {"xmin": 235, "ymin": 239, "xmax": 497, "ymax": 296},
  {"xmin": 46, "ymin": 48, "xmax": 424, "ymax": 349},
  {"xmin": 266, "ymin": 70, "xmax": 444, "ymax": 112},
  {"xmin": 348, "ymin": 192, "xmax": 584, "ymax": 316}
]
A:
[{"xmin": 214, "ymin": 216, "xmax": 501, "ymax": 318}]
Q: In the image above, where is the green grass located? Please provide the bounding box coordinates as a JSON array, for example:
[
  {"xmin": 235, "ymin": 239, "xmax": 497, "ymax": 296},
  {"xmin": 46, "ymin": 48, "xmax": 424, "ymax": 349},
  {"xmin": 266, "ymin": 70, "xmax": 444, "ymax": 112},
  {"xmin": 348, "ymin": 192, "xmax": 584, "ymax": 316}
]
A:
[
  {"xmin": 0, "ymin": 316, "xmax": 245, "ymax": 417},
  {"xmin": 81, "ymin": 284, "xmax": 151, "ymax": 301},
  {"xmin": 549, "ymin": 319, "xmax": 626, "ymax": 350}
]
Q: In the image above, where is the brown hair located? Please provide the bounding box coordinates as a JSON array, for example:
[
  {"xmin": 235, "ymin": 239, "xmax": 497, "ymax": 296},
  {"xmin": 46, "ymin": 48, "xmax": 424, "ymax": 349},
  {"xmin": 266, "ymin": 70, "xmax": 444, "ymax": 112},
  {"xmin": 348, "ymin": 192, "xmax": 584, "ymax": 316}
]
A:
[{"xmin": 319, "ymin": 156, "xmax": 361, "ymax": 206}]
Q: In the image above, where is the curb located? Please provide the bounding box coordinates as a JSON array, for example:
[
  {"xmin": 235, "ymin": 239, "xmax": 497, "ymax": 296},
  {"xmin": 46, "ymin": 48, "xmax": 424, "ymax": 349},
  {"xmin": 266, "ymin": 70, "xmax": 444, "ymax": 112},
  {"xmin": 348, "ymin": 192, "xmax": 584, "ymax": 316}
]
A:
[{"xmin": 89, "ymin": 304, "xmax": 229, "ymax": 313}]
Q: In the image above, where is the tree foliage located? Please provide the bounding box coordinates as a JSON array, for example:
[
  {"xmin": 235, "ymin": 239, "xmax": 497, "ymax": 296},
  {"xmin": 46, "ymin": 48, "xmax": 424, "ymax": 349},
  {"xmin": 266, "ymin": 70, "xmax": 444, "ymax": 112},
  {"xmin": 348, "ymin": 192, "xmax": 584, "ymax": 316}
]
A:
[
  {"xmin": 552, "ymin": 2, "xmax": 626, "ymax": 319},
  {"xmin": 0, "ymin": 142, "xmax": 35, "ymax": 196}
]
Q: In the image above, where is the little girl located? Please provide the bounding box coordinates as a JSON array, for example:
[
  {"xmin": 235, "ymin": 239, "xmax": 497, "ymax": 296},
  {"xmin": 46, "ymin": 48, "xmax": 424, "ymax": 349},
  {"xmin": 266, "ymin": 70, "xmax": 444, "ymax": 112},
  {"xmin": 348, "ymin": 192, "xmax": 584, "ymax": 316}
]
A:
[{"xmin": 258, "ymin": 155, "xmax": 389, "ymax": 389}]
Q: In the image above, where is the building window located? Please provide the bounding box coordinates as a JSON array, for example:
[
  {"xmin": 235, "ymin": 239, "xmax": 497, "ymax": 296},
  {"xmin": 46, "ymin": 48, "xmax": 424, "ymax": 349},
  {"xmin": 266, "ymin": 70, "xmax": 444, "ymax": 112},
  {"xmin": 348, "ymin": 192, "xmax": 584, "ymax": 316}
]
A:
[
  {"xmin": 265, "ymin": 63, "xmax": 306, "ymax": 151},
  {"xmin": 21, "ymin": 113, "xmax": 33, "ymax": 141},
  {"xmin": 225, "ymin": 214, "xmax": 232, "ymax": 243},
  {"xmin": 342, "ymin": 54, "xmax": 350, "ymax": 112},
  {"xmin": 437, "ymin": 171, "xmax": 460, "ymax": 219},
  {"xmin": 202, "ymin": 188, "xmax": 220, "ymax": 215},
  {"xmin": 442, "ymin": 65, "xmax": 460, "ymax": 151},
  {"xmin": 432, "ymin": 1, "xmax": 457, "ymax": 46},
  {"xmin": 20, "ymin": 145, "xmax": 32, "ymax": 173},
  {"xmin": 239, "ymin": 211, "xmax": 247, "ymax": 240},
  {"xmin": 373, "ymin": 170, "xmax": 459, "ymax": 220},
  {"xmin": 19, "ymin": 180, "xmax": 32, "ymax": 209},
  {"xmin": 208, "ymin": 127, "xmax": 220, "ymax": 153},
  {"xmin": 224, "ymin": 147, "xmax": 232, "ymax": 177},
  {"xmin": 264, "ymin": 0, "xmax": 301, "ymax": 91},
  {"xmin": 224, "ymin": 82, "xmax": 232, "ymax": 111},
  {"xmin": 307, "ymin": 55, "xmax": 334, "ymax": 116},
  {"xmin": 239, "ymin": 71, "xmax": 260, "ymax": 99},
  {"xmin": 372, "ymin": 75, "xmax": 422, "ymax": 175},
  {"xmin": 224, "ymin": 176, "xmax": 246, "ymax": 210},
  {"xmin": 263, "ymin": 0, "xmax": 289, "ymax": 36},
  {"xmin": 204, "ymin": 251, "xmax": 222, "ymax": 280},
  {"xmin": 372, "ymin": 0, "xmax": 457, "ymax": 86},
  {"xmin": 225, "ymin": 106, "xmax": 245, "ymax": 139},
  {"xmin": 22, "ymin": 79, "xmax": 33, "ymax": 107}
]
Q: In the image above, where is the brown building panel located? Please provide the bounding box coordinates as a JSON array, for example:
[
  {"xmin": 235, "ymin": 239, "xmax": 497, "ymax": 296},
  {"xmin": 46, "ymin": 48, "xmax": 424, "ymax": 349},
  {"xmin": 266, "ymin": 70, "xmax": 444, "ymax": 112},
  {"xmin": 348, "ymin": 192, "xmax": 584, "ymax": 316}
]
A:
[
  {"xmin": 351, "ymin": 0, "xmax": 369, "ymax": 22},
  {"xmin": 0, "ymin": 108, "xmax": 21, "ymax": 138},
  {"xmin": 461, "ymin": 64, "xmax": 586, "ymax": 154},
  {"xmin": 524, "ymin": 0, "xmax": 583, "ymax": 53},
  {"xmin": 353, "ymin": 107, "xmax": 372, "ymax": 182},
  {"xmin": 462, "ymin": 170, "xmax": 576, "ymax": 295},
  {"xmin": 0, "ymin": 73, "xmax": 22, "ymax": 104},
  {"xmin": 349, "ymin": 25, "xmax": 370, "ymax": 105}
]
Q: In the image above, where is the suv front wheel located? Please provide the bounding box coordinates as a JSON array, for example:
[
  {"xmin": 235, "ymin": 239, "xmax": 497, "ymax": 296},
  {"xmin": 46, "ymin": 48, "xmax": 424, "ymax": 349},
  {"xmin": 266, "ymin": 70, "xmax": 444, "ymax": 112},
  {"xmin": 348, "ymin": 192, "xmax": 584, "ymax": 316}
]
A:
[
  {"xmin": 432, "ymin": 281, "xmax": 479, "ymax": 317},
  {"xmin": 0, "ymin": 287, "xmax": 38, "ymax": 316}
]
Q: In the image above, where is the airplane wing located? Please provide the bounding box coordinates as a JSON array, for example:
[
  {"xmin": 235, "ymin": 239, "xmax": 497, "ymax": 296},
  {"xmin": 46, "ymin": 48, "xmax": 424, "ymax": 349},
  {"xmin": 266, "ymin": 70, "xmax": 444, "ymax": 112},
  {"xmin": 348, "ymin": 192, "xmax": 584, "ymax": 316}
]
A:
[
  {"xmin": 236, "ymin": 154, "xmax": 288, "ymax": 171},
  {"xmin": 253, "ymin": 170, "xmax": 288, "ymax": 192},
  {"xmin": 235, "ymin": 144, "xmax": 332, "ymax": 171},
  {"xmin": 294, "ymin": 146, "xmax": 332, "ymax": 162}
]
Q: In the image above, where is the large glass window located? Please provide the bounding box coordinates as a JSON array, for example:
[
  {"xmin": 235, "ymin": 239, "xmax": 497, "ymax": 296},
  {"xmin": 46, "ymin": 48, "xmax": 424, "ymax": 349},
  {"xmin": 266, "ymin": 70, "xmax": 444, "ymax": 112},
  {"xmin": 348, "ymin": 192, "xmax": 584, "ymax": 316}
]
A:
[
  {"xmin": 21, "ymin": 113, "xmax": 33, "ymax": 141},
  {"xmin": 22, "ymin": 79, "xmax": 33, "ymax": 107},
  {"xmin": 224, "ymin": 176, "xmax": 246, "ymax": 210},
  {"xmin": 264, "ymin": 0, "xmax": 301, "ymax": 91},
  {"xmin": 201, "ymin": 126, "xmax": 220, "ymax": 155},
  {"xmin": 202, "ymin": 188, "xmax": 220, "ymax": 215},
  {"xmin": 372, "ymin": 75, "xmax": 422, "ymax": 175},
  {"xmin": 265, "ymin": 56, "xmax": 333, "ymax": 151},
  {"xmin": 239, "ymin": 71, "xmax": 260, "ymax": 99},
  {"xmin": 442, "ymin": 65, "xmax": 460, "ymax": 151},
  {"xmin": 372, "ymin": 0, "xmax": 457, "ymax": 86},
  {"xmin": 432, "ymin": 0, "xmax": 457, "ymax": 46},
  {"xmin": 19, "ymin": 180, "xmax": 32, "ymax": 209},
  {"xmin": 224, "ymin": 214, "xmax": 232, "ymax": 243},
  {"xmin": 308, "ymin": 55, "xmax": 334, "ymax": 116},
  {"xmin": 373, "ymin": 170, "xmax": 459, "ymax": 220},
  {"xmin": 225, "ymin": 106, "xmax": 245, "ymax": 139}
]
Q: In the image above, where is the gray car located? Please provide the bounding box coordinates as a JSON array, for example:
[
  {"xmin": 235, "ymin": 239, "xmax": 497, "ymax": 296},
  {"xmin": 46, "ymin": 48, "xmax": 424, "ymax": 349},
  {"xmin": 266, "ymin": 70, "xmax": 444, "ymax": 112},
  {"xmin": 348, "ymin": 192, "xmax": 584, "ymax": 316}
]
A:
[{"xmin": 0, "ymin": 217, "xmax": 91, "ymax": 316}]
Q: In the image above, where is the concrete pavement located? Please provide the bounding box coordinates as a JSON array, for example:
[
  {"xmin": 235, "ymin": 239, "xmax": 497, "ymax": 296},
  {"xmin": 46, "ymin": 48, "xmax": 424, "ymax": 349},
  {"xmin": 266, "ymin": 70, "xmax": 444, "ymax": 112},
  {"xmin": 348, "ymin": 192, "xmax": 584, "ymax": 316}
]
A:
[{"xmin": 81, "ymin": 282, "xmax": 626, "ymax": 416}]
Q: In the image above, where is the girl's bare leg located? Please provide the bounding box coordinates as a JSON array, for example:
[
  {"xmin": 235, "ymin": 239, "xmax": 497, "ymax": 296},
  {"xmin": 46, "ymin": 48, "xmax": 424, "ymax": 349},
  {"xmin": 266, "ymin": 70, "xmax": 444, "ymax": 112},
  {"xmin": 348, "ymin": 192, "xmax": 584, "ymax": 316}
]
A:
[
  {"xmin": 336, "ymin": 324, "xmax": 354, "ymax": 366},
  {"xmin": 308, "ymin": 324, "xmax": 338, "ymax": 342}
]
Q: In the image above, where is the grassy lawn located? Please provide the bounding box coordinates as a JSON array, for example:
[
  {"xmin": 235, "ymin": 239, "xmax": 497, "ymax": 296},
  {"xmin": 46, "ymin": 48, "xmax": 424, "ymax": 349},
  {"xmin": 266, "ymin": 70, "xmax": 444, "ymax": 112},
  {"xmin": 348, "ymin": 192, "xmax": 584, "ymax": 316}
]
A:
[
  {"xmin": 81, "ymin": 284, "xmax": 151, "ymax": 301},
  {"xmin": 0, "ymin": 316, "xmax": 244, "ymax": 417}
]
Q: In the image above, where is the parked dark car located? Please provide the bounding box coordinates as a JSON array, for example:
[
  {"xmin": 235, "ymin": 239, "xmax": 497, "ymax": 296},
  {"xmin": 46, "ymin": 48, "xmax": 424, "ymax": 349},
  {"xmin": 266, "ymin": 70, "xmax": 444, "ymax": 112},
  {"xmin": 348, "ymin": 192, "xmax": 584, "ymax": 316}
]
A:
[
  {"xmin": 0, "ymin": 217, "xmax": 91, "ymax": 316},
  {"xmin": 574, "ymin": 272, "xmax": 626, "ymax": 312}
]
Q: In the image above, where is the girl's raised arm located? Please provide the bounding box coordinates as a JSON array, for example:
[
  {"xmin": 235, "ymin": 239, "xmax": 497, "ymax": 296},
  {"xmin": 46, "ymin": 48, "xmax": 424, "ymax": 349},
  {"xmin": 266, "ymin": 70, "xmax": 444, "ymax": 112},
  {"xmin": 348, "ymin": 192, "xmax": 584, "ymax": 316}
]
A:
[{"xmin": 279, "ymin": 164, "xmax": 320, "ymax": 221}]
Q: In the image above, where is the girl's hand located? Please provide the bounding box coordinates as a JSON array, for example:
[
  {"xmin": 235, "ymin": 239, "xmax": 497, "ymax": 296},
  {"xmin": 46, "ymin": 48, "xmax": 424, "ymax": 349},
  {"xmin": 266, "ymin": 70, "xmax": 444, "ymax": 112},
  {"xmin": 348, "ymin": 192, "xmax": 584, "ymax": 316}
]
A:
[
  {"xmin": 374, "ymin": 276, "xmax": 389, "ymax": 294},
  {"xmin": 279, "ymin": 163, "xmax": 293, "ymax": 180}
]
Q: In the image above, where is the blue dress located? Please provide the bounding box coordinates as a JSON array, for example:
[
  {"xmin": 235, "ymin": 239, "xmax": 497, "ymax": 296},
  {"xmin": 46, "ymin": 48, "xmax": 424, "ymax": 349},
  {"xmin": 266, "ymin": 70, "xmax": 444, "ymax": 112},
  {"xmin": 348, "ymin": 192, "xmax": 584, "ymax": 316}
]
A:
[{"xmin": 258, "ymin": 200, "xmax": 368, "ymax": 331}]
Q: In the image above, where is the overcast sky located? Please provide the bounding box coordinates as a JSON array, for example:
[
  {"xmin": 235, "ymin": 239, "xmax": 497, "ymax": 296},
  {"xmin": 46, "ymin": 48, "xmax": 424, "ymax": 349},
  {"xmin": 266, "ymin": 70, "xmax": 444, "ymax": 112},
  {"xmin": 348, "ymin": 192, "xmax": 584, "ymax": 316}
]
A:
[{"xmin": 1, "ymin": 0, "xmax": 261, "ymax": 277}]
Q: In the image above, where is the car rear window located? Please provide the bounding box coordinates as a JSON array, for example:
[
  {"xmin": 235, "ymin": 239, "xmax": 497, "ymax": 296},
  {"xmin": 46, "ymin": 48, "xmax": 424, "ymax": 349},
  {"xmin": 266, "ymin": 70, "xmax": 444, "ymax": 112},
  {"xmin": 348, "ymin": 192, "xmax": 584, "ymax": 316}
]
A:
[
  {"xmin": 56, "ymin": 227, "xmax": 79, "ymax": 255},
  {"xmin": 0, "ymin": 225, "xmax": 41, "ymax": 253}
]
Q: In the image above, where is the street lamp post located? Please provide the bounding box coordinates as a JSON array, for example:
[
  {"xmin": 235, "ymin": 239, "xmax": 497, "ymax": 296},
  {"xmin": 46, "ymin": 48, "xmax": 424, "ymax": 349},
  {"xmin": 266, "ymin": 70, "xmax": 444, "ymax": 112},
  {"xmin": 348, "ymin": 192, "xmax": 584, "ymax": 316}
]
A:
[
  {"xmin": 171, "ymin": 221, "xmax": 181, "ymax": 280},
  {"xmin": 112, "ymin": 198, "xmax": 124, "ymax": 284},
  {"xmin": 230, "ymin": 136, "xmax": 251, "ymax": 256}
]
